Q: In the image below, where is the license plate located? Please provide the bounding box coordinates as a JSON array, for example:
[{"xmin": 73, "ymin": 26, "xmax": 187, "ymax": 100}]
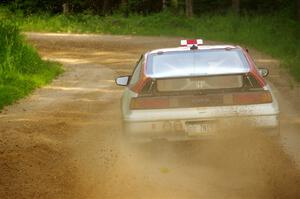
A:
[{"xmin": 186, "ymin": 121, "xmax": 213, "ymax": 136}]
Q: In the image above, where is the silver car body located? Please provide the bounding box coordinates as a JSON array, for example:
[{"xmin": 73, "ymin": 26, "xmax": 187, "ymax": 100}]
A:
[{"xmin": 118, "ymin": 44, "xmax": 279, "ymax": 141}]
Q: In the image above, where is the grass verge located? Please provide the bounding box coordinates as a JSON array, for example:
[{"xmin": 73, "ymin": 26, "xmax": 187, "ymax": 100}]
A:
[{"xmin": 0, "ymin": 20, "xmax": 63, "ymax": 110}]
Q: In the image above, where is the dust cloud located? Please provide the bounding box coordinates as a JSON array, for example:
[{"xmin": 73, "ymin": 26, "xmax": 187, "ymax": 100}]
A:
[{"xmin": 72, "ymin": 121, "xmax": 300, "ymax": 199}]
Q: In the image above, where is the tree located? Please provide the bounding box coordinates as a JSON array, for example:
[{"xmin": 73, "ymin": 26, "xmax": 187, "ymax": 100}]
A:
[
  {"xmin": 102, "ymin": 0, "xmax": 109, "ymax": 15},
  {"xmin": 121, "ymin": 0, "xmax": 128, "ymax": 8},
  {"xmin": 232, "ymin": 0, "xmax": 240, "ymax": 14},
  {"xmin": 297, "ymin": 0, "xmax": 300, "ymax": 21},
  {"xmin": 63, "ymin": 1, "xmax": 70, "ymax": 14},
  {"xmin": 121, "ymin": 0, "xmax": 129, "ymax": 16},
  {"xmin": 185, "ymin": 0, "xmax": 193, "ymax": 17},
  {"xmin": 170, "ymin": 0, "xmax": 178, "ymax": 9},
  {"xmin": 162, "ymin": 0, "xmax": 167, "ymax": 10}
]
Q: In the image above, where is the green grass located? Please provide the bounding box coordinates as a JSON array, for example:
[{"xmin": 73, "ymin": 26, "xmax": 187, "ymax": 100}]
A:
[
  {"xmin": 0, "ymin": 20, "xmax": 63, "ymax": 109},
  {"xmin": 1, "ymin": 7, "xmax": 299, "ymax": 81}
]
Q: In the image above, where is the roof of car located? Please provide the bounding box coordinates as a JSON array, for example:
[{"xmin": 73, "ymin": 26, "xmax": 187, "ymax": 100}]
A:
[{"xmin": 148, "ymin": 45, "xmax": 238, "ymax": 54}]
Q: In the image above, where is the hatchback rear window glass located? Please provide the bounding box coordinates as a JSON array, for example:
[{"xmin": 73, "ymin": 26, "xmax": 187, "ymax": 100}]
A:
[{"xmin": 147, "ymin": 49, "xmax": 249, "ymax": 78}]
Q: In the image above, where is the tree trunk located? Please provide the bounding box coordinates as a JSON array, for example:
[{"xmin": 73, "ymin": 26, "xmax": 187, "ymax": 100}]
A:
[
  {"xmin": 121, "ymin": 0, "xmax": 129, "ymax": 17},
  {"xmin": 102, "ymin": 0, "xmax": 109, "ymax": 15},
  {"xmin": 232, "ymin": 0, "xmax": 240, "ymax": 14},
  {"xmin": 297, "ymin": 0, "xmax": 300, "ymax": 21},
  {"xmin": 162, "ymin": 0, "xmax": 167, "ymax": 10},
  {"xmin": 185, "ymin": 0, "xmax": 193, "ymax": 17},
  {"xmin": 62, "ymin": 2, "xmax": 70, "ymax": 15},
  {"xmin": 170, "ymin": 0, "xmax": 178, "ymax": 9},
  {"xmin": 121, "ymin": 0, "xmax": 127, "ymax": 7}
]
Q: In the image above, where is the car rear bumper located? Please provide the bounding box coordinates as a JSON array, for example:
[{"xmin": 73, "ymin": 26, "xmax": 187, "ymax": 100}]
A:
[{"xmin": 123, "ymin": 114, "xmax": 279, "ymax": 142}]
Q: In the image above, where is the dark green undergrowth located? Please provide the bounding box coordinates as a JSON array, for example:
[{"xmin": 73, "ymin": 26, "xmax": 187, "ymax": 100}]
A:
[
  {"xmin": 0, "ymin": 20, "xmax": 63, "ymax": 109},
  {"xmin": 1, "ymin": 7, "xmax": 299, "ymax": 81}
]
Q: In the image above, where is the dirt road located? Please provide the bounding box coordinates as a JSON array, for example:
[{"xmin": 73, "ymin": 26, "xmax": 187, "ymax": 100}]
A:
[{"xmin": 0, "ymin": 33, "xmax": 300, "ymax": 199}]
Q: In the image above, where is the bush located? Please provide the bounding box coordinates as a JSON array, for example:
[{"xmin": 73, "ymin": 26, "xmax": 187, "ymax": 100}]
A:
[{"xmin": 0, "ymin": 21, "xmax": 62, "ymax": 109}]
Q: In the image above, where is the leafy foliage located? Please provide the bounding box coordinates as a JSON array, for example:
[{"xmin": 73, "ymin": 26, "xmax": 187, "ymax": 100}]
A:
[
  {"xmin": 1, "ymin": 0, "xmax": 297, "ymax": 16},
  {"xmin": 3, "ymin": 10, "xmax": 299, "ymax": 81},
  {"xmin": 0, "ymin": 21, "xmax": 63, "ymax": 109}
]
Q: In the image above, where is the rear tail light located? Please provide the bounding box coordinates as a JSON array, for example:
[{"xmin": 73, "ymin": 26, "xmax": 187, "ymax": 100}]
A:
[
  {"xmin": 130, "ymin": 97, "xmax": 169, "ymax": 109},
  {"xmin": 130, "ymin": 91, "xmax": 273, "ymax": 110},
  {"xmin": 233, "ymin": 91, "xmax": 273, "ymax": 105}
]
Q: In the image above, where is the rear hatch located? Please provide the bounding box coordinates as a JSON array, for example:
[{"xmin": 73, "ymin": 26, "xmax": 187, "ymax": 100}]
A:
[{"xmin": 130, "ymin": 74, "xmax": 272, "ymax": 110}]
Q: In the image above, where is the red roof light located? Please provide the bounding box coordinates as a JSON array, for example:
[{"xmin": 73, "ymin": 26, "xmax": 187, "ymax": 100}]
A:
[{"xmin": 181, "ymin": 39, "xmax": 203, "ymax": 47}]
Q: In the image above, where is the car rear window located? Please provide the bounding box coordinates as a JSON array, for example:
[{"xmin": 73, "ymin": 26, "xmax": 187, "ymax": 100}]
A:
[
  {"xmin": 147, "ymin": 49, "xmax": 249, "ymax": 78},
  {"xmin": 156, "ymin": 75, "xmax": 243, "ymax": 92}
]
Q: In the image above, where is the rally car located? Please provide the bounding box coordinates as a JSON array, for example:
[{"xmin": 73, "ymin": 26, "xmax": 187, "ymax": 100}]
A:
[{"xmin": 116, "ymin": 39, "xmax": 279, "ymax": 141}]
